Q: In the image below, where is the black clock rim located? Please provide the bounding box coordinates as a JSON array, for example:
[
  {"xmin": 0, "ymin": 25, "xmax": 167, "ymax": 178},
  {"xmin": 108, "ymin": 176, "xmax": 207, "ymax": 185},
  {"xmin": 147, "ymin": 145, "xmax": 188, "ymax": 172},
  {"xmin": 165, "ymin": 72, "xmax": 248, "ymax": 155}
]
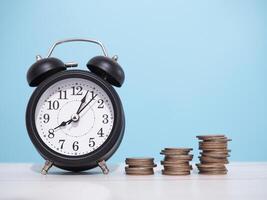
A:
[{"xmin": 26, "ymin": 70, "xmax": 125, "ymax": 171}]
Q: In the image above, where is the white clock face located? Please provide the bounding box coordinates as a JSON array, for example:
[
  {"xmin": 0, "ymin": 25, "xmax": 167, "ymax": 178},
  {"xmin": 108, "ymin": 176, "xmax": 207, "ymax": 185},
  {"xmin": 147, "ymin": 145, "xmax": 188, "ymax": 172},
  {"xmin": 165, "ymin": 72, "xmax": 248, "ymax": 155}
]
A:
[{"xmin": 35, "ymin": 78, "xmax": 114, "ymax": 156}]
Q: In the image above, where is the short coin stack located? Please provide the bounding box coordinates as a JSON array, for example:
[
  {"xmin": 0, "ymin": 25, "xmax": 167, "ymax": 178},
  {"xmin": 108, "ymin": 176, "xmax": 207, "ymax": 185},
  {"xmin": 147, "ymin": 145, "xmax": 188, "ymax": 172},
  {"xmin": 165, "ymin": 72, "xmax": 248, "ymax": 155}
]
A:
[
  {"xmin": 160, "ymin": 148, "xmax": 193, "ymax": 175},
  {"xmin": 196, "ymin": 135, "xmax": 231, "ymax": 175},
  {"xmin": 125, "ymin": 157, "xmax": 156, "ymax": 175}
]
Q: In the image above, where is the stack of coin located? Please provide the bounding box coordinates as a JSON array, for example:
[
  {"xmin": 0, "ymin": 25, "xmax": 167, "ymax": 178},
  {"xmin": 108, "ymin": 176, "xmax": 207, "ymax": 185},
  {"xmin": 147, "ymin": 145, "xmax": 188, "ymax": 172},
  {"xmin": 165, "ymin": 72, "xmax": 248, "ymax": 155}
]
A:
[
  {"xmin": 196, "ymin": 135, "xmax": 231, "ymax": 175},
  {"xmin": 160, "ymin": 148, "xmax": 193, "ymax": 175},
  {"xmin": 125, "ymin": 157, "xmax": 156, "ymax": 175}
]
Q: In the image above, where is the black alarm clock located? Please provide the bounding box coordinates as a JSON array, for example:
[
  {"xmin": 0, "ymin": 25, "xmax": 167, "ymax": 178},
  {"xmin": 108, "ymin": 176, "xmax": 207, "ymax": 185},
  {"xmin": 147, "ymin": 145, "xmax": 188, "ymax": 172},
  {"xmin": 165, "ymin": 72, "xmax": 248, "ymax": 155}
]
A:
[{"xmin": 26, "ymin": 38, "xmax": 125, "ymax": 175}]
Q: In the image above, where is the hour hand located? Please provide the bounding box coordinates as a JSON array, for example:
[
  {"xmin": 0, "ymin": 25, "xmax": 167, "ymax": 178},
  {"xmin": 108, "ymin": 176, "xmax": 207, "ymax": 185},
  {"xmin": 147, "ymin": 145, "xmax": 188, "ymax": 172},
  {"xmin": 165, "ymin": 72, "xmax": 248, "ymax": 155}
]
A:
[{"xmin": 53, "ymin": 119, "xmax": 72, "ymax": 130}]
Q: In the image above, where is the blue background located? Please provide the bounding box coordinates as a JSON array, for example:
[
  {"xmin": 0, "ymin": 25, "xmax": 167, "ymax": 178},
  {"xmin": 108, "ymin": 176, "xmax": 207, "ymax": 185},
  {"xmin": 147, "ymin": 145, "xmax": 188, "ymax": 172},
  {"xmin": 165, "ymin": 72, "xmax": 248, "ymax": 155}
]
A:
[{"xmin": 0, "ymin": 0, "xmax": 266, "ymax": 163}]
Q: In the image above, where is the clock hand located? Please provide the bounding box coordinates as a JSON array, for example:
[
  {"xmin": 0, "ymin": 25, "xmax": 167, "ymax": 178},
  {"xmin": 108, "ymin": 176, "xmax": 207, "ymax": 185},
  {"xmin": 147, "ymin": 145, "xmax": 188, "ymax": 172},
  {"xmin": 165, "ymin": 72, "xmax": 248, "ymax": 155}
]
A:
[
  {"xmin": 53, "ymin": 91, "xmax": 95, "ymax": 129},
  {"xmin": 53, "ymin": 119, "xmax": 72, "ymax": 130},
  {"xmin": 76, "ymin": 90, "xmax": 89, "ymax": 114},
  {"xmin": 77, "ymin": 95, "xmax": 97, "ymax": 115},
  {"xmin": 54, "ymin": 90, "xmax": 89, "ymax": 129}
]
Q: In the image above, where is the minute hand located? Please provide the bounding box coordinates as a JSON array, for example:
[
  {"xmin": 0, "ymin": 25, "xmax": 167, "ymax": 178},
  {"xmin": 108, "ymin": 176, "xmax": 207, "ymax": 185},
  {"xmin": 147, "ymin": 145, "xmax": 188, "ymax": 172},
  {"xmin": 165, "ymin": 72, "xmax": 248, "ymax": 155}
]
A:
[
  {"xmin": 77, "ymin": 96, "xmax": 96, "ymax": 114},
  {"xmin": 76, "ymin": 90, "xmax": 89, "ymax": 114}
]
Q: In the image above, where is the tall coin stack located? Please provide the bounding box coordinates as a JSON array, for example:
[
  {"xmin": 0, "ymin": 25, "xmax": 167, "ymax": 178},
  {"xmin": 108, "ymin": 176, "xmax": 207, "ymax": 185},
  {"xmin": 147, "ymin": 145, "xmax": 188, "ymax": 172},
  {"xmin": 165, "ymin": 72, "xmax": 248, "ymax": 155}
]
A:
[
  {"xmin": 160, "ymin": 148, "xmax": 193, "ymax": 175},
  {"xmin": 196, "ymin": 135, "xmax": 231, "ymax": 175},
  {"xmin": 125, "ymin": 157, "xmax": 156, "ymax": 175}
]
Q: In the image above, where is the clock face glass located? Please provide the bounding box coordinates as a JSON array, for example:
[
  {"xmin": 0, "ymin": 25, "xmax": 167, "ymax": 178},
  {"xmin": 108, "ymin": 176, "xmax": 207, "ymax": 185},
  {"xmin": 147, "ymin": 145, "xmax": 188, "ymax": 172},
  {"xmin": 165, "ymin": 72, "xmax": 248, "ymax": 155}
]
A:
[{"xmin": 34, "ymin": 78, "xmax": 114, "ymax": 156}]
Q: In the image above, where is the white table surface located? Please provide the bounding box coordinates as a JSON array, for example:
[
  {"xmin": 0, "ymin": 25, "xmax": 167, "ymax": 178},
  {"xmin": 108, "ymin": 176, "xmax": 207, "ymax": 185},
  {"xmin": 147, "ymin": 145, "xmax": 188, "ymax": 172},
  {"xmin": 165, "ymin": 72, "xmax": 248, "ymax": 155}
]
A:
[{"xmin": 0, "ymin": 162, "xmax": 266, "ymax": 200}]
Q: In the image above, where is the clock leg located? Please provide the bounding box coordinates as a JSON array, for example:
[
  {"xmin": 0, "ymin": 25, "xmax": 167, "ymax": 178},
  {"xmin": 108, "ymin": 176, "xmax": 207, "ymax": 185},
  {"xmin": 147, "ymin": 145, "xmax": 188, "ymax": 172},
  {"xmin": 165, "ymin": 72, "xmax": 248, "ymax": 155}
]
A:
[
  {"xmin": 41, "ymin": 160, "xmax": 53, "ymax": 175},
  {"xmin": 98, "ymin": 160, "xmax": 109, "ymax": 174}
]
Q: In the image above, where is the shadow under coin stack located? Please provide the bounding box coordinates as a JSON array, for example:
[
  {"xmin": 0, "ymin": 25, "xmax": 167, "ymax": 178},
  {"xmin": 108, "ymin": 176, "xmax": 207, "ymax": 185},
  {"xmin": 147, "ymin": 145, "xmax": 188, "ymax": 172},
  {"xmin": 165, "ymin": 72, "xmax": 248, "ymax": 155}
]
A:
[
  {"xmin": 160, "ymin": 148, "xmax": 193, "ymax": 175},
  {"xmin": 196, "ymin": 135, "xmax": 232, "ymax": 175},
  {"xmin": 125, "ymin": 158, "xmax": 156, "ymax": 175}
]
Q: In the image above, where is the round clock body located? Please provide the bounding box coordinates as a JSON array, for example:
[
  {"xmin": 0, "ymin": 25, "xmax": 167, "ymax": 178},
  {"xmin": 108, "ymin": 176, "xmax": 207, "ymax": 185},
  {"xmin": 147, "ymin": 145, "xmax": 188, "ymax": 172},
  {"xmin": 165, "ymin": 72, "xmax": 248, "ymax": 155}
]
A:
[{"xmin": 26, "ymin": 70, "xmax": 125, "ymax": 171}]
